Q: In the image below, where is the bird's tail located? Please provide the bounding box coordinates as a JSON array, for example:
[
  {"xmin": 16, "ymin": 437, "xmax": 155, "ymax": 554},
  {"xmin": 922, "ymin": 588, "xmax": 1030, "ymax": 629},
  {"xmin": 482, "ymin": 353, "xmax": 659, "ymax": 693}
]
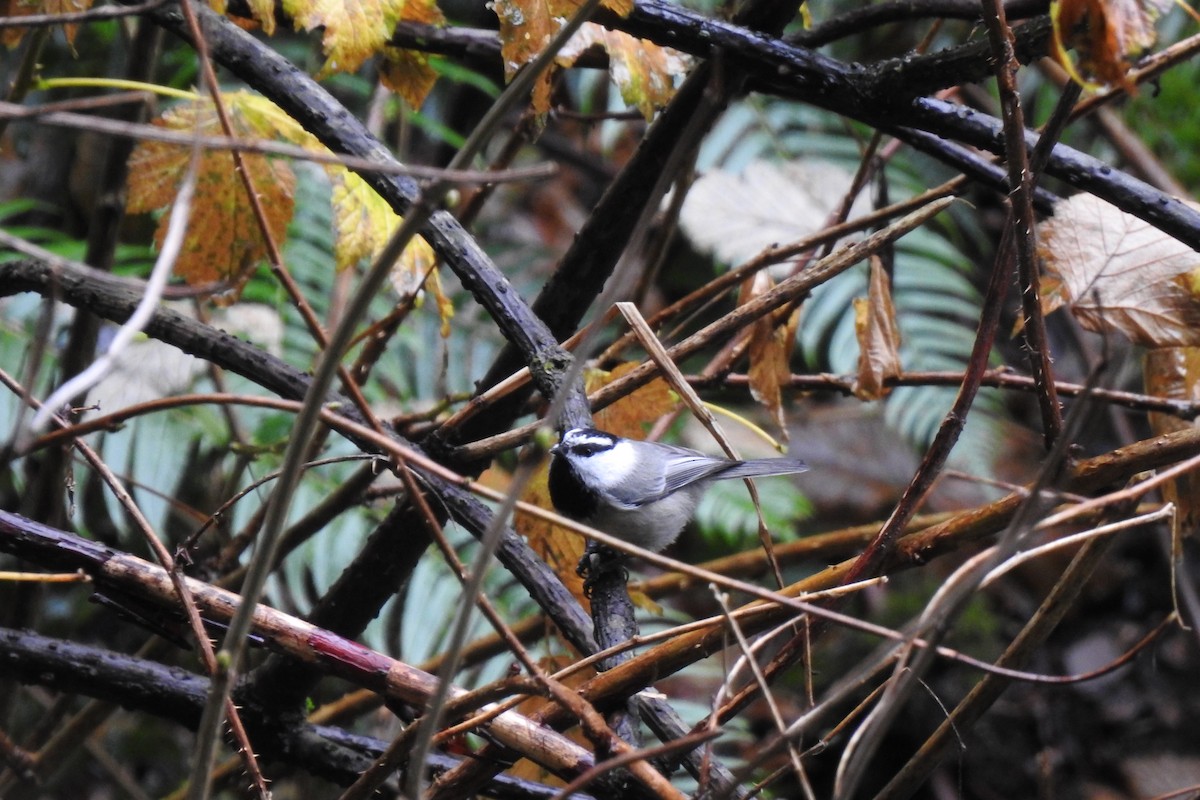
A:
[{"xmin": 717, "ymin": 458, "xmax": 808, "ymax": 481}]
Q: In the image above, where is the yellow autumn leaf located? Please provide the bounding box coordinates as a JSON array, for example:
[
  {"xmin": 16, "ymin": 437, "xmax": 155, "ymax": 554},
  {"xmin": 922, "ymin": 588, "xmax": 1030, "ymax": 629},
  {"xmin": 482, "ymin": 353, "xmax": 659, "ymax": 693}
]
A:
[
  {"xmin": 329, "ymin": 168, "xmax": 453, "ymax": 334},
  {"xmin": 125, "ymin": 93, "xmax": 295, "ymax": 285},
  {"xmin": 493, "ymin": 0, "xmax": 635, "ymax": 114},
  {"xmin": 281, "ymin": 0, "xmax": 445, "ymax": 77},
  {"xmin": 228, "ymin": 91, "xmax": 321, "ymax": 147},
  {"xmin": 556, "ymin": 23, "xmax": 685, "ymax": 120}
]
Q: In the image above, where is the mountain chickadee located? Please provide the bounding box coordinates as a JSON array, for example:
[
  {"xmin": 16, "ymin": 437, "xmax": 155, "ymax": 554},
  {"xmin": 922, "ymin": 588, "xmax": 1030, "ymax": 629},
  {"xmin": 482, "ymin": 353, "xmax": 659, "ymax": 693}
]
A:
[{"xmin": 549, "ymin": 427, "xmax": 809, "ymax": 553}]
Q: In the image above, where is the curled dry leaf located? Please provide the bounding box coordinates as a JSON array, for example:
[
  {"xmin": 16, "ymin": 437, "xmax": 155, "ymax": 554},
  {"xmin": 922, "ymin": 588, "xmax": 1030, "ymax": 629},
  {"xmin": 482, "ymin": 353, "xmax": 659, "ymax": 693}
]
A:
[
  {"xmin": 555, "ymin": 23, "xmax": 686, "ymax": 120},
  {"xmin": 1144, "ymin": 347, "xmax": 1200, "ymax": 540},
  {"xmin": 742, "ymin": 271, "xmax": 799, "ymax": 437},
  {"xmin": 1038, "ymin": 193, "xmax": 1200, "ymax": 348},
  {"xmin": 1050, "ymin": 0, "xmax": 1172, "ymax": 90},
  {"xmin": 853, "ymin": 255, "xmax": 903, "ymax": 401}
]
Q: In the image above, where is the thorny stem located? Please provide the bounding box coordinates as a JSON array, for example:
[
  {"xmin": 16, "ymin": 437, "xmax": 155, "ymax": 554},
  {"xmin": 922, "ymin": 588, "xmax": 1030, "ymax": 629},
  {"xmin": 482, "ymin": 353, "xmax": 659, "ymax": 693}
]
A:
[{"xmin": 980, "ymin": 0, "xmax": 1062, "ymax": 448}]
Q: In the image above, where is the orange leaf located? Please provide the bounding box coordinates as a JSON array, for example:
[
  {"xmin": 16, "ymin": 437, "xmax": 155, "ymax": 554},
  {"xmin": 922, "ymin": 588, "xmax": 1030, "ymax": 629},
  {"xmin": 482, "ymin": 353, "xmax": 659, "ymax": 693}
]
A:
[
  {"xmin": 379, "ymin": 47, "xmax": 439, "ymax": 110},
  {"xmin": 1, "ymin": 0, "xmax": 92, "ymax": 47},
  {"xmin": 741, "ymin": 272, "xmax": 798, "ymax": 436},
  {"xmin": 589, "ymin": 361, "xmax": 678, "ymax": 438},
  {"xmin": 1051, "ymin": 0, "xmax": 1171, "ymax": 89},
  {"xmin": 852, "ymin": 255, "xmax": 903, "ymax": 401},
  {"xmin": 515, "ymin": 467, "xmax": 590, "ymax": 606},
  {"xmin": 1145, "ymin": 347, "xmax": 1200, "ymax": 539},
  {"xmin": 282, "ymin": 0, "xmax": 445, "ymax": 77},
  {"xmin": 126, "ymin": 94, "xmax": 296, "ymax": 285}
]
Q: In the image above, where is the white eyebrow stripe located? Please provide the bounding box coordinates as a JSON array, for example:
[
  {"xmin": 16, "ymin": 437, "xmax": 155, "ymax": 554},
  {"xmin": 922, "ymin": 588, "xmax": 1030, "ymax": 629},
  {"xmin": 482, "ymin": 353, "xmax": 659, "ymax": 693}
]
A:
[{"xmin": 563, "ymin": 430, "xmax": 616, "ymax": 449}]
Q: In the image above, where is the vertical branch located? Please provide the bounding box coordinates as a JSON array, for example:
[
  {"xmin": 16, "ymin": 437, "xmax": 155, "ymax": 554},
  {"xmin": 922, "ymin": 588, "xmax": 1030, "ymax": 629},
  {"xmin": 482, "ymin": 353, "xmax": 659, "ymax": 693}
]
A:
[{"xmin": 979, "ymin": 0, "xmax": 1063, "ymax": 447}]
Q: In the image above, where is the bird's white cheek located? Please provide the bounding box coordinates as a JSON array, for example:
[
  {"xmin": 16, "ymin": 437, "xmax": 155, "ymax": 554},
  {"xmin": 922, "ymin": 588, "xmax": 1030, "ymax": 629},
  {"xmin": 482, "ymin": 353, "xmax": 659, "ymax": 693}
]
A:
[{"xmin": 575, "ymin": 440, "xmax": 639, "ymax": 485}]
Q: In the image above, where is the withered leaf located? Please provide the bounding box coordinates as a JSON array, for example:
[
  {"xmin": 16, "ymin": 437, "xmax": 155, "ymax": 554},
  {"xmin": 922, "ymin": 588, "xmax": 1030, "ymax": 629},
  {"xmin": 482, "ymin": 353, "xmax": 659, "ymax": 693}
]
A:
[
  {"xmin": 1039, "ymin": 193, "xmax": 1200, "ymax": 347},
  {"xmin": 1051, "ymin": 0, "xmax": 1172, "ymax": 89},
  {"xmin": 1145, "ymin": 347, "xmax": 1200, "ymax": 539},
  {"xmin": 126, "ymin": 93, "xmax": 296, "ymax": 286},
  {"xmin": 742, "ymin": 272, "xmax": 798, "ymax": 436},
  {"xmin": 853, "ymin": 255, "xmax": 903, "ymax": 400}
]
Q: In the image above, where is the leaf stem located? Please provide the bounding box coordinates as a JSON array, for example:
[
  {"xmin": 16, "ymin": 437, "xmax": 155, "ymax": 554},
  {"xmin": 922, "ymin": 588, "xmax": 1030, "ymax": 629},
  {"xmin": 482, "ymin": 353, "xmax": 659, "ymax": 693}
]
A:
[{"xmin": 36, "ymin": 77, "xmax": 198, "ymax": 101}]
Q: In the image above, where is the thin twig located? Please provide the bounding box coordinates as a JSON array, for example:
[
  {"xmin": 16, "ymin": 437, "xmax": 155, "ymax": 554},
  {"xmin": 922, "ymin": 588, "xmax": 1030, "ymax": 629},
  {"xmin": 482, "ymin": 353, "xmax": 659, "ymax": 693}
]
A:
[
  {"xmin": 27, "ymin": 123, "xmax": 197, "ymax": 432},
  {"xmin": 0, "ymin": 0, "xmax": 168, "ymax": 27},
  {"xmin": 0, "ymin": 100, "xmax": 556, "ymax": 183},
  {"xmin": 980, "ymin": 0, "xmax": 1062, "ymax": 447}
]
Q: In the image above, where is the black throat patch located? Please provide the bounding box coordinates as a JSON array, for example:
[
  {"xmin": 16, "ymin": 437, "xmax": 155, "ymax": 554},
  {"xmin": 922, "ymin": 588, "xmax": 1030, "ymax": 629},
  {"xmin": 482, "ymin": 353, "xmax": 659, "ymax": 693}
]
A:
[{"xmin": 548, "ymin": 453, "xmax": 601, "ymax": 521}]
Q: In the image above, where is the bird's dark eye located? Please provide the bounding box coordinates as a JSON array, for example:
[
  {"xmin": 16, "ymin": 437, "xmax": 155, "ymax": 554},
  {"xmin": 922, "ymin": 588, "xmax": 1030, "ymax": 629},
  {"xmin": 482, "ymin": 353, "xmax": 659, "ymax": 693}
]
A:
[{"xmin": 575, "ymin": 443, "xmax": 605, "ymax": 456}]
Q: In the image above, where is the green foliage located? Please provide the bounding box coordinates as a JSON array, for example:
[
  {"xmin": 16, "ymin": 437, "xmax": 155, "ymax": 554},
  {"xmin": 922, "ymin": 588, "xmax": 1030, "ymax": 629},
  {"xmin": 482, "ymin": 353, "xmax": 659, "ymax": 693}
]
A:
[
  {"xmin": 0, "ymin": 199, "xmax": 87, "ymax": 262},
  {"xmin": 433, "ymin": 58, "xmax": 501, "ymax": 97},
  {"xmin": 696, "ymin": 99, "xmax": 1005, "ymax": 477},
  {"xmin": 1128, "ymin": 58, "xmax": 1200, "ymax": 188},
  {"xmin": 695, "ymin": 475, "xmax": 813, "ymax": 551}
]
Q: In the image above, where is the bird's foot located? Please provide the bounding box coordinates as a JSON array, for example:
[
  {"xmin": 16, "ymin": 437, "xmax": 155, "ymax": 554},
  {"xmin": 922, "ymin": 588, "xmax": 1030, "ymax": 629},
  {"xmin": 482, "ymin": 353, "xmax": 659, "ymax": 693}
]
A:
[{"xmin": 577, "ymin": 541, "xmax": 627, "ymax": 597}]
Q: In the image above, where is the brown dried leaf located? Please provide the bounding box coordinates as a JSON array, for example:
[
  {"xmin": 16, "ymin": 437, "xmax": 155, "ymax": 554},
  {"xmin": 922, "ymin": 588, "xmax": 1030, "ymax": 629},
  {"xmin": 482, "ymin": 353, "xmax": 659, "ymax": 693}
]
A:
[
  {"xmin": 1, "ymin": 0, "xmax": 92, "ymax": 47},
  {"xmin": 379, "ymin": 47, "xmax": 439, "ymax": 110},
  {"xmin": 1038, "ymin": 193, "xmax": 1200, "ymax": 347},
  {"xmin": 1145, "ymin": 347, "xmax": 1200, "ymax": 539},
  {"xmin": 742, "ymin": 272, "xmax": 797, "ymax": 436},
  {"xmin": 853, "ymin": 255, "xmax": 903, "ymax": 400},
  {"xmin": 516, "ymin": 466, "xmax": 590, "ymax": 606},
  {"xmin": 125, "ymin": 94, "xmax": 295, "ymax": 285},
  {"xmin": 1051, "ymin": 0, "xmax": 1171, "ymax": 89}
]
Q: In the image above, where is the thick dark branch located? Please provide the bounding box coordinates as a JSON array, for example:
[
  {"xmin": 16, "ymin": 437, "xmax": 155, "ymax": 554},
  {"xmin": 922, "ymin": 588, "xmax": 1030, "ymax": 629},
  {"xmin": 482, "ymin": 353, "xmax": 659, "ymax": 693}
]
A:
[
  {"xmin": 0, "ymin": 626, "xmax": 590, "ymax": 797},
  {"xmin": 147, "ymin": 2, "xmax": 591, "ymax": 434},
  {"xmin": 376, "ymin": 4, "xmax": 1200, "ymax": 252},
  {"xmin": 0, "ymin": 259, "xmax": 597, "ymax": 660},
  {"xmin": 792, "ymin": 0, "xmax": 1047, "ymax": 47},
  {"xmin": 592, "ymin": 5, "xmax": 1200, "ymax": 249}
]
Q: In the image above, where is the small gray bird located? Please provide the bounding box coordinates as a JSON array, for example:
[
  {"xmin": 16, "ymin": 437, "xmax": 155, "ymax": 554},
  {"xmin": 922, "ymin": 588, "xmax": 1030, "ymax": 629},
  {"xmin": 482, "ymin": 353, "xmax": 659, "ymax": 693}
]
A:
[{"xmin": 549, "ymin": 427, "xmax": 808, "ymax": 553}]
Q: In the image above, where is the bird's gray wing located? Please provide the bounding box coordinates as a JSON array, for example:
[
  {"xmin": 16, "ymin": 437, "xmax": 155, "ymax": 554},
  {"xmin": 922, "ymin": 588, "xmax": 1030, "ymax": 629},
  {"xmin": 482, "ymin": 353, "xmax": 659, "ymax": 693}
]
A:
[{"xmin": 656, "ymin": 452, "xmax": 739, "ymax": 498}]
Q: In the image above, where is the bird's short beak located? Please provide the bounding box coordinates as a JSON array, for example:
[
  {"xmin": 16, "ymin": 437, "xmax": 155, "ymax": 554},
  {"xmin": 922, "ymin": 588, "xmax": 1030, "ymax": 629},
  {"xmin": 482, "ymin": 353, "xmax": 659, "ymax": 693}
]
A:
[{"xmin": 549, "ymin": 443, "xmax": 560, "ymax": 455}]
